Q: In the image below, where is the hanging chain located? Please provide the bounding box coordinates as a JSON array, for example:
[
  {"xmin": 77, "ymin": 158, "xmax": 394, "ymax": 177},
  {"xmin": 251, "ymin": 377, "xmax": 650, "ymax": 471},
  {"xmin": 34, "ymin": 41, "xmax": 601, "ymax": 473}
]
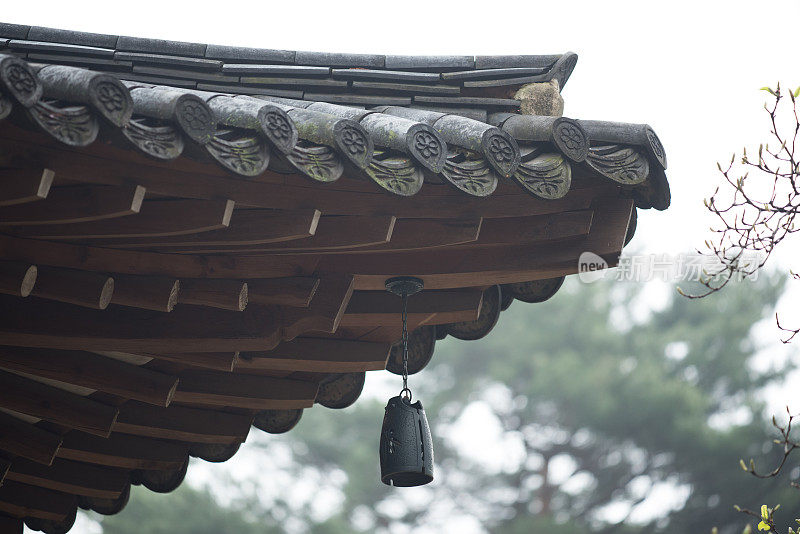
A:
[{"xmin": 400, "ymin": 291, "xmax": 412, "ymax": 401}]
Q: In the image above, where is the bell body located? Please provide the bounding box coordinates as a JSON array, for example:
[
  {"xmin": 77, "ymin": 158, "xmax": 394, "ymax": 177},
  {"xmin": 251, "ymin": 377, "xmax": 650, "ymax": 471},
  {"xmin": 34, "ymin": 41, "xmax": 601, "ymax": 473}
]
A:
[{"xmin": 379, "ymin": 395, "xmax": 434, "ymax": 487}]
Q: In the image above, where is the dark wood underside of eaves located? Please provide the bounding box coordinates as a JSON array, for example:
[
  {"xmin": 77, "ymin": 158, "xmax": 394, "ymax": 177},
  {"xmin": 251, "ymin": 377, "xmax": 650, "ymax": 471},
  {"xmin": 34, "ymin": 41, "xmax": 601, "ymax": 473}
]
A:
[
  {"xmin": 0, "ymin": 121, "xmax": 636, "ymax": 525},
  {"xmin": 0, "ymin": 45, "xmax": 644, "ymax": 534}
]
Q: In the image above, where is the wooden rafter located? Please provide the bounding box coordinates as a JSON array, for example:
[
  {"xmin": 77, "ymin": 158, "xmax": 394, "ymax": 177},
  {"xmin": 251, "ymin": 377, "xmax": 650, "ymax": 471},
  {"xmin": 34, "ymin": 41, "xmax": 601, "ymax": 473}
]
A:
[
  {"xmin": 0, "ymin": 167, "xmax": 54, "ymax": 207},
  {"xmin": 12, "ymin": 199, "xmax": 235, "ymax": 240},
  {"xmin": 0, "ymin": 411, "xmax": 62, "ymax": 466},
  {"xmin": 178, "ymin": 279, "xmax": 248, "ymax": 312},
  {"xmin": 31, "ymin": 266, "xmax": 114, "ymax": 310},
  {"xmin": 57, "ymin": 432, "xmax": 188, "ymax": 471},
  {"xmin": 0, "ymin": 234, "xmax": 319, "ymax": 279},
  {"xmin": 87, "ymin": 209, "xmax": 322, "ymax": 249},
  {"xmin": 0, "ymin": 347, "xmax": 178, "ymax": 407},
  {"xmin": 143, "ymin": 351, "xmax": 239, "ymax": 372},
  {"xmin": 318, "ymin": 197, "xmax": 634, "ymax": 289},
  {"xmin": 173, "ymin": 371, "xmax": 319, "ymax": 410},
  {"xmin": 165, "ymin": 215, "xmax": 395, "ymax": 254},
  {"xmin": 355, "ymin": 217, "xmax": 481, "ymax": 253},
  {"xmin": 0, "ymin": 296, "xmax": 293, "ymax": 352},
  {"xmin": 0, "ymin": 371, "xmax": 118, "ymax": 437},
  {"xmin": 7, "ymin": 458, "xmax": 129, "ymax": 500},
  {"xmin": 247, "ymin": 277, "xmax": 319, "ymax": 307},
  {"xmin": 0, "ymin": 261, "xmax": 37, "ymax": 297},
  {"xmin": 110, "ymin": 274, "xmax": 181, "ymax": 312},
  {"xmin": 237, "ymin": 338, "xmax": 391, "ymax": 373},
  {"xmin": 0, "ymin": 480, "xmax": 76, "ymax": 522},
  {"xmin": 0, "ymin": 184, "xmax": 145, "ymax": 226},
  {"xmin": 113, "ymin": 401, "xmax": 251, "ymax": 444},
  {"xmin": 341, "ymin": 289, "xmax": 484, "ymax": 326}
]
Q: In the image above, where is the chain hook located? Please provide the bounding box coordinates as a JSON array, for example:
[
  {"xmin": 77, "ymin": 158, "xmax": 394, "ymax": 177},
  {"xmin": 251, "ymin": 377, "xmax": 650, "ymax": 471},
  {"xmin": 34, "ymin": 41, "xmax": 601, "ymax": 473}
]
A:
[{"xmin": 384, "ymin": 276, "xmax": 424, "ymax": 401}]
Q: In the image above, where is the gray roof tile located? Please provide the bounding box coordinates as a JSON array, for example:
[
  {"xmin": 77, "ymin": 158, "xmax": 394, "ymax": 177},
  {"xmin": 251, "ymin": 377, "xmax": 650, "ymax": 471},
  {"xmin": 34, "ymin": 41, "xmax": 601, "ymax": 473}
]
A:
[
  {"xmin": 442, "ymin": 67, "xmax": 550, "ymax": 81},
  {"xmin": 463, "ymin": 74, "xmax": 550, "ymax": 88},
  {"xmin": 117, "ymin": 36, "xmax": 206, "ymax": 58},
  {"xmin": 475, "ymin": 54, "xmax": 562, "ymax": 69},
  {"xmin": 413, "ymin": 95, "xmax": 520, "ymax": 107},
  {"xmin": 205, "ymin": 44, "xmax": 294, "ymax": 63},
  {"xmin": 295, "ymin": 51, "xmax": 384, "ymax": 68},
  {"xmin": 27, "ymin": 52, "xmax": 132, "ymax": 69},
  {"xmin": 0, "ymin": 23, "xmax": 30, "ymax": 40},
  {"xmin": 27, "ymin": 26, "xmax": 118, "ymax": 48},
  {"xmin": 240, "ymin": 76, "xmax": 347, "ymax": 89},
  {"xmin": 352, "ymin": 81, "xmax": 460, "ymax": 95},
  {"xmin": 304, "ymin": 92, "xmax": 411, "ymax": 106},
  {"xmin": 132, "ymin": 65, "xmax": 238, "ymax": 83},
  {"xmin": 197, "ymin": 83, "xmax": 304, "ymax": 98},
  {"xmin": 221, "ymin": 64, "xmax": 329, "ymax": 76},
  {"xmin": 384, "ymin": 55, "xmax": 474, "ymax": 70},
  {"xmin": 115, "ymin": 51, "xmax": 222, "ymax": 70},
  {"xmin": 8, "ymin": 40, "xmax": 115, "ymax": 57},
  {"xmin": 331, "ymin": 69, "xmax": 441, "ymax": 82}
]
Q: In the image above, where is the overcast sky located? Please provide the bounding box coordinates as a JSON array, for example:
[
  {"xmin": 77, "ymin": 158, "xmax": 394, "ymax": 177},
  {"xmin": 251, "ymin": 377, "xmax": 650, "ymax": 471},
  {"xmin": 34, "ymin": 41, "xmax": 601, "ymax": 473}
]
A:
[{"xmin": 4, "ymin": 1, "xmax": 800, "ymax": 532}]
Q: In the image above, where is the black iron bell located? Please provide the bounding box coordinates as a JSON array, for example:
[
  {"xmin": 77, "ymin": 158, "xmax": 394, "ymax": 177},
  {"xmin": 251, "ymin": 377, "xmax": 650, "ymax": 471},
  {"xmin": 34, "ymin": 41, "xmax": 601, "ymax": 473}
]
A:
[{"xmin": 379, "ymin": 394, "xmax": 434, "ymax": 487}]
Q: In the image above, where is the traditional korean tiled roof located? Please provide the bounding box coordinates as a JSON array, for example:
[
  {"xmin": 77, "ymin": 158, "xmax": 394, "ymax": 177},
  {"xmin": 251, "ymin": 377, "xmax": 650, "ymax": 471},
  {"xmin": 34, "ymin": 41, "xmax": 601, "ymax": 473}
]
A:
[
  {"xmin": 0, "ymin": 22, "xmax": 671, "ymax": 534},
  {"xmin": 0, "ymin": 22, "xmax": 669, "ymax": 209}
]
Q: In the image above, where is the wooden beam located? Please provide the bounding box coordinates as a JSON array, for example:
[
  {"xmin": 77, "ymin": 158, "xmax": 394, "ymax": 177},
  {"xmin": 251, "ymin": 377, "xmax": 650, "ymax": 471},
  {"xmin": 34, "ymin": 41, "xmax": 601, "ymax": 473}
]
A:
[
  {"xmin": 0, "ymin": 295, "xmax": 291, "ymax": 352},
  {"xmin": 12, "ymin": 199, "xmax": 234, "ymax": 239},
  {"xmin": 88, "ymin": 209, "xmax": 321, "ymax": 249},
  {"xmin": 110, "ymin": 274, "xmax": 180, "ymax": 312},
  {"xmin": 318, "ymin": 325, "xmax": 407, "ymax": 343},
  {"xmin": 0, "ymin": 411, "xmax": 63, "ymax": 466},
  {"xmin": 145, "ymin": 351, "xmax": 239, "ymax": 372},
  {"xmin": 469, "ymin": 210, "xmax": 593, "ymax": 246},
  {"xmin": 357, "ymin": 217, "xmax": 481, "ymax": 252},
  {"xmin": 0, "ymin": 168, "xmax": 54, "ymax": 207},
  {"xmin": 280, "ymin": 274, "xmax": 354, "ymax": 341},
  {"xmin": 0, "ymin": 184, "xmax": 145, "ymax": 225},
  {"xmin": 318, "ymin": 197, "xmax": 634, "ymax": 289},
  {"xmin": 31, "ymin": 266, "xmax": 114, "ymax": 310},
  {"xmin": 247, "ymin": 277, "xmax": 319, "ymax": 307},
  {"xmin": 0, "ymin": 347, "xmax": 178, "ymax": 407},
  {"xmin": 113, "ymin": 401, "xmax": 251, "ymax": 444},
  {"xmin": 179, "ymin": 279, "xmax": 248, "ymax": 312},
  {"xmin": 0, "ymin": 261, "xmax": 37, "ymax": 297},
  {"xmin": 0, "ymin": 370, "xmax": 118, "ymax": 437},
  {"xmin": 7, "ymin": 458, "xmax": 128, "ymax": 500},
  {"xmin": 0, "ymin": 480, "xmax": 76, "ymax": 522},
  {"xmin": 340, "ymin": 289, "xmax": 483, "ymax": 326},
  {"xmin": 237, "ymin": 338, "xmax": 391, "ymax": 373},
  {"xmin": 173, "ymin": 371, "xmax": 318, "ymax": 410},
  {"xmin": 0, "ymin": 458, "xmax": 9, "ymax": 485},
  {"xmin": 166, "ymin": 215, "xmax": 394, "ymax": 253},
  {"xmin": 0, "ymin": 280, "xmax": 353, "ymax": 356},
  {"xmin": 0, "ymin": 515, "xmax": 22, "ymax": 533},
  {"xmin": 0, "ymin": 234, "xmax": 318, "ymax": 279},
  {"xmin": 0, "ymin": 130, "xmax": 608, "ymax": 218},
  {"xmin": 57, "ymin": 431, "xmax": 188, "ymax": 470}
]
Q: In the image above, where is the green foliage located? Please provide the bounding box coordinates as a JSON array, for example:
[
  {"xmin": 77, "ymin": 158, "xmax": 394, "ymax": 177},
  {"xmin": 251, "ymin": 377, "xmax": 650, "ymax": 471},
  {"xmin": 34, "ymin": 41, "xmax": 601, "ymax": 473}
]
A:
[
  {"xmin": 100, "ymin": 484, "xmax": 282, "ymax": 534},
  {"xmin": 99, "ymin": 272, "xmax": 793, "ymax": 534}
]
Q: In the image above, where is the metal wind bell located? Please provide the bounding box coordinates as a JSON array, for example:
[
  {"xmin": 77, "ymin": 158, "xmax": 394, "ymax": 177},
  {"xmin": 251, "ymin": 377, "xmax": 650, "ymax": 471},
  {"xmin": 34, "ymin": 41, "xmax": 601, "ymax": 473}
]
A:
[{"xmin": 379, "ymin": 276, "xmax": 434, "ymax": 487}]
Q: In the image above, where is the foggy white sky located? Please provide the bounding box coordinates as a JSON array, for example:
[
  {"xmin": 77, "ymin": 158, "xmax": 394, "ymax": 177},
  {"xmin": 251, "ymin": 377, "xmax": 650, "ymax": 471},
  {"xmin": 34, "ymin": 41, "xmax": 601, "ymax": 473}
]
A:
[{"xmin": 4, "ymin": 1, "xmax": 800, "ymax": 532}]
